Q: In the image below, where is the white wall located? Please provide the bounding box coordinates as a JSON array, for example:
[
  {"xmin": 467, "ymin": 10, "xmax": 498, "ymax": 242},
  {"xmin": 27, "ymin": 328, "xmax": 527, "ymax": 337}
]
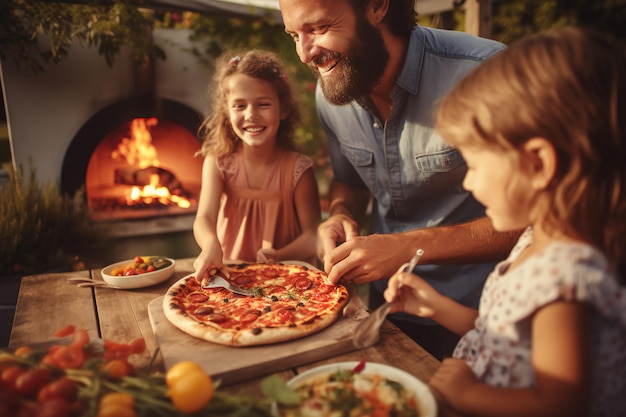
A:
[{"xmin": 0, "ymin": 28, "xmax": 211, "ymax": 185}]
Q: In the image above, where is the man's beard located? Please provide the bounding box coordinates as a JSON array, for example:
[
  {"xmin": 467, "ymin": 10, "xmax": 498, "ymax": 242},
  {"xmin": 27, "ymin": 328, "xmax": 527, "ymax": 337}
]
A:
[{"xmin": 308, "ymin": 17, "xmax": 390, "ymax": 105}]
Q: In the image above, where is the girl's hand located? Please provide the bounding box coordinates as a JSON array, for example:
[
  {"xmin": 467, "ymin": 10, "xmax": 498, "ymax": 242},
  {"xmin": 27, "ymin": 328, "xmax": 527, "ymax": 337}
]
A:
[
  {"xmin": 429, "ymin": 358, "xmax": 478, "ymax": 410},
  {"xmin": 384, "ymin": 271, "xmax": 442, "ymax": 318},
  {"xmin": 257, "ymin": 248, "xmax": 278, "ymax": 263},
  {"xmin": 193, "ymin": 243, "xmax": 224, "ymax": 280}
]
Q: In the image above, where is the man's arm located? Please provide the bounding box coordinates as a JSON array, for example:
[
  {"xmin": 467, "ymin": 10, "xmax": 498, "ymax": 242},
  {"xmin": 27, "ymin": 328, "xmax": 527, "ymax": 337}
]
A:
[{"xmin": 325, "ymin": 217, "xmax": 522, "ymax": 284}]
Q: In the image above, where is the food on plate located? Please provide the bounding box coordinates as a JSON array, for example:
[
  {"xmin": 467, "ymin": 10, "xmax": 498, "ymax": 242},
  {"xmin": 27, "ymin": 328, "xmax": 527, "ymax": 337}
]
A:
[
  {"xmin": 108, "ymin": 256, "xmax": 172, "ymax": 277},
  {"xmin": 163, "ymin": 262, "xmax": 349, "ymax": 346},
  {"xmin": 283, "ymin": 361, "xmax": 424, "ymax": 417}
]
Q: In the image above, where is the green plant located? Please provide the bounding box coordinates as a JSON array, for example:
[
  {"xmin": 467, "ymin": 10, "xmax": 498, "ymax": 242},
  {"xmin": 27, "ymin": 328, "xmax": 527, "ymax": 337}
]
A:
[
  {"xmin": 0, "ymin": 163, "xmax": 105, "ymax": 277},
  {"xmin": 0, "ymin": 0, "xmax": 163, "ymax": 75}
]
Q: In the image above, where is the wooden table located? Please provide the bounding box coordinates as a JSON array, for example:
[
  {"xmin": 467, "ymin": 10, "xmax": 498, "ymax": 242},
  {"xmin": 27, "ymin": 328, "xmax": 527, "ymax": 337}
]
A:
[{"xmin": 9, "ymin": 258, "xmax": 456, "ymax": 415}]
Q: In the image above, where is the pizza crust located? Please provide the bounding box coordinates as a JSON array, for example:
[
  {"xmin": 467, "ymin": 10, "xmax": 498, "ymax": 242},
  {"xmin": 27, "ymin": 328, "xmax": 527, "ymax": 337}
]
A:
[{"xmin": 163, "ymin": 262, "xmax": 349, "ymax": 347}]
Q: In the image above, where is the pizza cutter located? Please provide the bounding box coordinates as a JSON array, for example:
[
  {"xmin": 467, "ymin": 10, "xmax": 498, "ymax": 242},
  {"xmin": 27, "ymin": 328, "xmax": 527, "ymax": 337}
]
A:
[{"xmin": 202, "ymin": 274, "xmax": 255, "ymax": 297}]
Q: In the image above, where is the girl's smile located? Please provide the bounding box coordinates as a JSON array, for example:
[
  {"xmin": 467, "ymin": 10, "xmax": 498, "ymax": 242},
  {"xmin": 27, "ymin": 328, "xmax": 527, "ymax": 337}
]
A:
[{"xmin": 225, "ymin": 73, "xmax": 283, "ymax": 149}]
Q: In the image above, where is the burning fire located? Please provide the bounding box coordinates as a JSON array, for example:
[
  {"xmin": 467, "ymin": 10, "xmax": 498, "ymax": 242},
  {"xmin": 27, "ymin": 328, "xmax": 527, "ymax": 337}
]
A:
[
  {"xmin": 113, "ymin": 118, "xmax": 191, "ymax": 208},
  {"xmin": 128, "ymin": 174, "xmax": 191, "ymax": 208}
]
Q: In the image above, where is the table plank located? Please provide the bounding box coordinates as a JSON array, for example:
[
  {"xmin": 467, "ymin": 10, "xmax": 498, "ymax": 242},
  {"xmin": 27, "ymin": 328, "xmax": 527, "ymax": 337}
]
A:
[
  {"xmin": 90, "ymin": 259, "xmax": 196, "ymax": 371},
  {"xmin": 296, "ymin": 319, "xmax": 440, "ymax": 383},
  {"xmin": 9, "ymin": 271, "xmax": 99, "ymax": 348}
]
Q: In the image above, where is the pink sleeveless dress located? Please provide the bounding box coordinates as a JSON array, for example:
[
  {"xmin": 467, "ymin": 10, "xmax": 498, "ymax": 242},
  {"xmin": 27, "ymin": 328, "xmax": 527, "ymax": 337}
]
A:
[{"xmin": 216, "ymin": 148, "xmax": 314, "ymax": 262}]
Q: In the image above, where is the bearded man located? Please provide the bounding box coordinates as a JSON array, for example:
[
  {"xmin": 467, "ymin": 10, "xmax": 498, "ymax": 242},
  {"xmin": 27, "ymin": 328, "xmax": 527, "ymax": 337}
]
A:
[{"xmin": 278, "ymin": 0, "xmax": 521, "ymax": 359}]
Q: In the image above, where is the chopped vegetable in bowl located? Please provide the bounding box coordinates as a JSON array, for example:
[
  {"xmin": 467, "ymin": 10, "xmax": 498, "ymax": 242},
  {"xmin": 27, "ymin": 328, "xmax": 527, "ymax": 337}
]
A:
[{"xmin": 281, "ymin": 361, "xmax": 436, "ymax": 417}]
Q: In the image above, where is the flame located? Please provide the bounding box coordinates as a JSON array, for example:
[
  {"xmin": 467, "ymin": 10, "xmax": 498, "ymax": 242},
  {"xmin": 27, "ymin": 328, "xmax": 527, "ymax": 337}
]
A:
[
  {"xmin": 114, "ymin": 118, "xmax": 191, "ymax": 209},
  {"xmin": 112, "ymin": 118, "xmax": 160, "ymax": 168}
]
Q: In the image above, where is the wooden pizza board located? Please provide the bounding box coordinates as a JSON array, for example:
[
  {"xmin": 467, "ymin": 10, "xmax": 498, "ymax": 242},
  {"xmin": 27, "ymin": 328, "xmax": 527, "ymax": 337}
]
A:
[{"xmin": 148, "ymin": 288, "xmax": 369, "ymax": 386}]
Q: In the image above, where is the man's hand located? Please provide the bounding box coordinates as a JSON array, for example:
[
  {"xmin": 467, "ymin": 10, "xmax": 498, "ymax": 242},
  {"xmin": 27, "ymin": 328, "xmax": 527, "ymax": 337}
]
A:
[
  {"xmin": 317, "ymin": 213, "xmax": 360, "ymax": 267},
  {"xmin": 324, "ymin": 233, "xmax": 408, "ymax": 284}
]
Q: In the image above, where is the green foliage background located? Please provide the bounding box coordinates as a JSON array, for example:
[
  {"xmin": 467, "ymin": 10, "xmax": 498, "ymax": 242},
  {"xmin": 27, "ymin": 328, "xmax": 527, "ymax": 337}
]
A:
[
  {"xmin": 0, "ymin": 164, "xmax": 104, "ymax": 276},
  {"xmin": 1, "ymin": 0, "xmax": 624, "ymax": 160}
]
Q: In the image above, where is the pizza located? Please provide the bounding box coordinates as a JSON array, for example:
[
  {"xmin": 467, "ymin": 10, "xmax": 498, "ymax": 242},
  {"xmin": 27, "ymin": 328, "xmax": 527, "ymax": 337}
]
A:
[{"xmin": 162, "ymin": 262, "xmax": 350, "ymax": 346}]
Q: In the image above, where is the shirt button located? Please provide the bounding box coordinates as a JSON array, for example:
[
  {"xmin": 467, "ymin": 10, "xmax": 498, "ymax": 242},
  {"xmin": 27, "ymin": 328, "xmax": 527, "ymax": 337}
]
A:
[{"xmin": 373, "ymin": 122, "xmax": 380, "ymax": 129}]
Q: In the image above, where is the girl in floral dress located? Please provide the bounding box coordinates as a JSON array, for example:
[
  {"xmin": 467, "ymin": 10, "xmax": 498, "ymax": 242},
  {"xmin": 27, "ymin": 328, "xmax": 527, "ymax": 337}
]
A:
[
  {"xmin": 384, "ymin": 27, "xmax": 626, "ymax": 416},
  {"xmin": 193, "ymin": 49, "xmax": 320, "ymax": 280}
]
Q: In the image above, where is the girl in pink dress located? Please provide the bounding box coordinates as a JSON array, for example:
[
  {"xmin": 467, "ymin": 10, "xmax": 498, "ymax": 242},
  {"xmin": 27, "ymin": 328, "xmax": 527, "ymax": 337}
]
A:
[
  {"xmin": 384, "ymin": 27, "xmax": 626, "ymax": 416},
  {"xmin": 193, "ymin": 49, "xmax": 320, "ymax": 280}
]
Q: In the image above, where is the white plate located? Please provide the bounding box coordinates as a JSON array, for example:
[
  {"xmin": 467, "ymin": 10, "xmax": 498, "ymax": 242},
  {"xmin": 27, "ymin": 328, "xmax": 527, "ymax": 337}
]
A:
[
  {"xmin": 287, "ymin": 361, "xmax": 437, "ymax": 417},
  {"xmin": 101, "ymin": 256, "xmax": 175, "ymax": 289}
]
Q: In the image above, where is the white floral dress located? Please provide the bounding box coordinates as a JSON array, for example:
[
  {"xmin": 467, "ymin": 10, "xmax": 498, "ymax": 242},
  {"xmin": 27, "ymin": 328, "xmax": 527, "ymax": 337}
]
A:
[{"xmin": 454, "ymin": 227, "xmax": 626, "ymax": 416}]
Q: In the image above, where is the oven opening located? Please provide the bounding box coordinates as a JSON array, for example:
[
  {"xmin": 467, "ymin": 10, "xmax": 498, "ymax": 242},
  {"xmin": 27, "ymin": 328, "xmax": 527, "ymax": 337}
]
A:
[{"xmin": 86, "ymin": 117, "xmax": 202, "ymax": 221}]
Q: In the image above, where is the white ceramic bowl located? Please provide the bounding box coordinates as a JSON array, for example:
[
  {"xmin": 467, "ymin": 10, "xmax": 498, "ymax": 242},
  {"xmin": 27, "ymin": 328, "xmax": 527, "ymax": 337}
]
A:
[
  {"xmin": 287, "ymin": 361, "xmax": 437, "ymax": 417},
  {"xmin": 101, "ymin": 256, "xmax": 175, "ymax": 289}
]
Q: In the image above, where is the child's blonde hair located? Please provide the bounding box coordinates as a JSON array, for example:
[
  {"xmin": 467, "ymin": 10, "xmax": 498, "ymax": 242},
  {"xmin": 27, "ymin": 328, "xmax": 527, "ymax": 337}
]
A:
[
  {"xmin": 436, "ymin": 27, "xmax": 626, "ymax": 281},
  {"xmin": 198, "ymin": 49, "xmax": 301, "ymax": 158}
]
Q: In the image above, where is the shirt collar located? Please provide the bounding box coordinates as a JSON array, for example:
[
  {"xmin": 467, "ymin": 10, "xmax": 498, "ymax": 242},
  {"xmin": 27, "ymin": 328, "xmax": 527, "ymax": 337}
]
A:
[{"xmin": 396, "ymin": 27, "xmax": 425, "ymax": 96}]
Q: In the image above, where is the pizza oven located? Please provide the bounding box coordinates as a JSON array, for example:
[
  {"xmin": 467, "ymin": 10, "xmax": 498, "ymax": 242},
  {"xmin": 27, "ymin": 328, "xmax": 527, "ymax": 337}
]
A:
[{"xmin": 61, "ymin": 96, "xmax": 204, "ymax": 222}]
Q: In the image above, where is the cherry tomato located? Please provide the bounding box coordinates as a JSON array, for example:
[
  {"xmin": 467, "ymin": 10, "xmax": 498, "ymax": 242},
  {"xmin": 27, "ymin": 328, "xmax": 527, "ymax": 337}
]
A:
[
  {"xmin": 37, "ymin": 377, "xmax": 78, "ymax": 403},
  {"xmin": 14, "ymin": 346, "xmax": 33, "ymax": 357},
  {"xmin": 99, "ymin": 392, "xmax": 135, "ymax": 408},
  {"xmin": 36, "ymin": 397, "xmax": 72, "ymax": 417},
  {"xmin": 40, "ymin": 353, "xmax": 60, "ymax": 369},
  {"xmin": 134, "ymin": 256, "xmax": 144, "ymax": 264},
  {"xmin": 97, "ymin": 402, "xmax": 137, "ymax": 417},
  {"xmin": 0, "ymin": 380, "xmax": 18, "ymax": 410},
  {"xmin": 15, "ymin": 368, "xmax": 52, "ymax": 396},
  {"xmin": 103, "ymin": 342, "xmax": 133, "ymax": 361},
  {"xmin": 54, "ymin": 325, "xmax": 76, "ymax": 338},
  {"xmin": 167, "ymin": 371, "xmax": 214, "ymax": 413},
  {"xmin": 101, "ymin": 359, "xmax": 132, "ymax": 379},
  {"xmin": 51, "ymin": 345, "xmax": 85, "ymax": 369},
  {"xmin": 1, "ymin": 365, "xmax": 26, "ymax": 386},
  {"xmin": 165, "ymin": 361, "xmax": 204, "ymax": 388},
  {"xmin": 15, "ymin": 400, "xmax": 38, "ymax": 417},
  {"xmin": 70, "ymin": 328, "xmax": 90, "ymax": 349},
  {"xmin": 129, "ymin": 338, "xmax": 146, "ymax": 355}
]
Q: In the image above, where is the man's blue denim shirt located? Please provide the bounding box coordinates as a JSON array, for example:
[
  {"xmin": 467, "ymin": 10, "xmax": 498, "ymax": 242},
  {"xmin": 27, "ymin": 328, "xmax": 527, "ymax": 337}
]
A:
[{"xmin": 316, "ymin": 26, "xmax": 506, "ymax": 321}]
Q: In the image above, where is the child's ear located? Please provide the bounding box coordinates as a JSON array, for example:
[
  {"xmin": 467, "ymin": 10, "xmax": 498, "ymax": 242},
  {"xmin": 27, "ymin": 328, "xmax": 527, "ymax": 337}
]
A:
[{"xmin": 523, "ymin": 137, "xmax": 557, "ymax": 190}]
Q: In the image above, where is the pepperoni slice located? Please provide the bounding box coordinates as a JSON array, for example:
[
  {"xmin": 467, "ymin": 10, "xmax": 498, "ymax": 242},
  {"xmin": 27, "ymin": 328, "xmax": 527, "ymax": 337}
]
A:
[
  {"xmin": 261, "ymin": 267, "xmax": 279, "ymax": 278},
  {"xmin": 275, "ymin": 309, "xmax": 294, "ymax": 323},
  {"xmin": 207, "ymin": 313, "xmax": 227, "ymax": 323},
  {"xmin": 188, "ymin": 293, "xmax": 209, "ymax": 303},
  {"xmin": 234, "ymin": 275, "xmax": 255, "ymax": 285},
  {"xmin": 294, "ymin": 277, "xmax": 312, "ymax": 290},
  {"xmin": 194, "ymin": 306, "xmax": 214, "ymax": 315},
  {"xmin": 317, "ymin": 284, "xmax": 334, "ymax": 294},
  {"xmin": 240, "ymin": 310, "xmax": 261, "ymax": 324}
]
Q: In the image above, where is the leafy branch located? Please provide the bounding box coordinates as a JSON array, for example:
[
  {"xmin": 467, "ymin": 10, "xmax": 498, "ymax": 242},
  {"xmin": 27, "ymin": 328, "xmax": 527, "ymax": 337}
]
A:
[{"xmin": 0, "ymin": 0, "xmax": 164, "ymax": 75}]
